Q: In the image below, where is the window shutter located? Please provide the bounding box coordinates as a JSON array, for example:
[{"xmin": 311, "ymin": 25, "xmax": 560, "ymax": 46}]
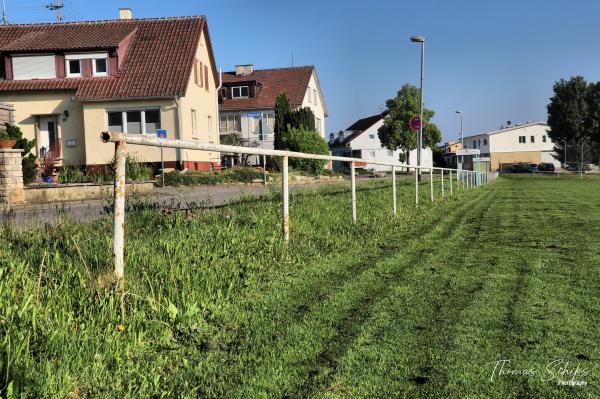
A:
[
  {"xmin": 12, "ymin": 55, "xmax": 56, "ymax": 80},
  {"xmin": 199, "ymin": 61, "xmax": 203, "ymax": 87},
  {"xmin": 204, "ymin": 65, "xmax": 209, "ymax": 91},
  {"xmin": 194, "ymin": 60, "xmax": 198, "ymax": 85}
]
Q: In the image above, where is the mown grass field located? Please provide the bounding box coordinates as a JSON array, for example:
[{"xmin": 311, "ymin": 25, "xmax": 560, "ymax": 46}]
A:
[{"xmin": 1, "ymin": 175, "xmax": 599, "ymax": 398}]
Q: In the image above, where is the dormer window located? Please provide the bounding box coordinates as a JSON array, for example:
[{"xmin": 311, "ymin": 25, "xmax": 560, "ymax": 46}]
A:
[
  {"xmin": 67, "ymin": 59, "xmax": 82, "ymax": 77},
  {"xmin": 65, "ymin": 52, "xmax": 109, "ymax": 78},
  {"xmin": 93, "ymin": 58, "xmax": 108, "ymax": 76},
  {"xmin": 232, "ymin": 86, "xmax": 249, "ymax": 98}
]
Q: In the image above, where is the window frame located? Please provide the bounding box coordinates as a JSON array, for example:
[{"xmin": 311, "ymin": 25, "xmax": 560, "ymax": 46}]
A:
[
  {"xmin": 93, "ymin": 57, "xmax": 108, "ymax": 77},
  {"xmin": 542, "ymin": 135, "xmax": 547, "ymax": 143},
  {"xmin": 231, "ymin": 86, "xmax": 249, "ymax": 98},
  {"xmin": 519, "ymin": 136, "xmax": 526, "ymax": 144},
  {"xmin": 530, "ymin": 135, "xmax": 535, "ymax": 143},
  {"xmin": 219, "ymin": 114, "xmax": 241, "ymax": 133},
  {"xmin": 66, "ymin": 59, "xmax": 82, "ymax": 78},
  {"xmin": 105, "ymin": 108, "xmax": 161, "ymax": 135},
  {"xmin": 191, "ymin": 109, "xmax": 198, "ymax": 139}
]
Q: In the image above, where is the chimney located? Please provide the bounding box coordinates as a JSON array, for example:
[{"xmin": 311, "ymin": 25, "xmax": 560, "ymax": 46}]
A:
[
  {"xmin": 119, "ymin": 8, "xmax": 132, "ymax": 20},
  {"xmin": 235, "ymin": 64, "xmax": 253, "ymax": 76}
]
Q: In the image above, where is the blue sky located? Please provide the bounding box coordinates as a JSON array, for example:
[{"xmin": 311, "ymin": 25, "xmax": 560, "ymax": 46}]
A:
[{"xmin": 6, "ymin": 0, "xmax": 600, "ymax": 142}]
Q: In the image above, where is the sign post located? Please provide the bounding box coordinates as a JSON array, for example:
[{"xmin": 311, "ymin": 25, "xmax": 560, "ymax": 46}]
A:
[{"xmin": 157, "ymin": 129, "xmax": 167, "ymax": 186}]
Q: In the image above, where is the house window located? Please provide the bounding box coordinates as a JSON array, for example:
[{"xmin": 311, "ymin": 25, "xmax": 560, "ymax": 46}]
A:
[
  {"xmin": 483, "ymin": 138, "xmax": 488, "ymax": 145},
  {"xmin": 530, "ymin": 135, "xmax": 535, "ymax": 143},
  {"xmin": 316, "ymin": 117, "xmax": 322, "ymax": 134},
  {"xmin": 67, "ymin": 59, "xmax": 82, "ymax": 77},
  {"xmin": 12, "ymin": 55, "xmax": 56, "ymax": 80},
  {"xmin": 519, "ymin": 136, "xmax": 526, "ymax": 143},
  {"xmin": 232, "ymin": 86, "xmax": 249, "ymax": 98},
  {"xmin": 369, "ymin": 150, "xmax": 376, "ymax": 158},
  {"xmin": 144, "ymin": 110, "xmax": 160, "ymax": 134},
  {"xmin": 126, "ymin": 111, "xmax": 142, "ymax": 134},
  {"xmin": 208, "ymin": 115, "xmax": 213, "ymax": 141},
  {"xmin": 478, "ymin": 139, "xmax": 481, "ymax": 147},
  {"xmin": 307, "ymin": 87, "xmax": 311, "ymax": 103},
  {"xmin": 219, "ymin": 114, "xmax": 241, "ymax": 132},
  {"xmin": 265, "ymin": 113, "xmax": 275, "ymax": 130},
  {"xmin": 313, "ymin": 89, "xmax": 317, "ymax": 105},
  {"xmin": 106, "ymin": 109, "xmax": 161, "ymax": 134},
  {"xmin": 388, "ymin": 150, "xmax": 393, "ymax": 156},
  {"xmin": 368, "ymin": 134, "xmax": 375, "ymax": 140},
  {"xmin": 107, "ymin": 112, "xmax": 123, "ymax": 132},
  {"xmin": 191, "ymin": 110, "xmax": 198, "ymax": 138},
  {"xmin": 220, "ymin": 87, "xmax": 227, "ymax": 99},
  {"xmin": 93, "ymin": 58, "xmax": 108, "ymax": 76},
  {"xmin": 542, "ymin": 135, "xmax": 547, "ymax": 143}
]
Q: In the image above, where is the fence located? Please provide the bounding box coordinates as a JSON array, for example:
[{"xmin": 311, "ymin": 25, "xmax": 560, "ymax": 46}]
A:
[{"xmin": 101, "ymin": 132, "xmax": 498, "ymax": 279}]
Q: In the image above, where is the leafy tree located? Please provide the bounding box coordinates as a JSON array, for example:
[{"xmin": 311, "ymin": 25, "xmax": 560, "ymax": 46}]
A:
[
  {"xmin": 285, "ymin": 127, "xmax": 329, "ymax": 174},
  {"xmin": 585, "ymin": 81, "xmax": 600, "ymax": 166},
  {"xmin": 377, "ymin": 84, "xmax": 442, "ymax": 164},
  {"xmin": 274, "ymin": 91, "xmax": 292, "ymax": 150},
  {"xmin": 547, "ymin": 76, "xmax": 590, "ymax": 164}
]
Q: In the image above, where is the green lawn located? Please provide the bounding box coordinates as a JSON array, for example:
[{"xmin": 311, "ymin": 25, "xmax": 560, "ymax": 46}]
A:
[{"xmin": 1, "ymin": 175, "xmax": 599, "ymax": 398}]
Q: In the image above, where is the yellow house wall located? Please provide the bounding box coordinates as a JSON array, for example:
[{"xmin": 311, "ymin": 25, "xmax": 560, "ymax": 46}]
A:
[
  {"xmin": 0, "ymin": 91, "xmax": 86, "ymax": 164},
  {"xmin": 82, "ymin": 99, "xmax": 179, "ymax": 165},
  {"xmin": 491, "ymin": 151, "xmax": 542, "ymax": 170},
  {"xmin": 178, "ymin": 31, "xmax": 220, "ymax": 166}
]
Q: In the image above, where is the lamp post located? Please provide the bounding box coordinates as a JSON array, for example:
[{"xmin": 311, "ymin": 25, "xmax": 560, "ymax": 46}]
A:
[
  {"xmin": 410, "ymin": 35, "xmax": 425, "ymax": 171},
  {"xmin": 455, "ymin": 110, "xmax": 463, "ymax": 146}
]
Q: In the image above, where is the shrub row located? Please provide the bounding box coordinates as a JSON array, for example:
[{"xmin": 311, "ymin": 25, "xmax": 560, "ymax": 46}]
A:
[{"xmin": 163, "ymin": 167, "xmax": 264, "ymax": 186}]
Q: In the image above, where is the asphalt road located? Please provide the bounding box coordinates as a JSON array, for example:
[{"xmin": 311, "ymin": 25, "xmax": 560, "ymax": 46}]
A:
[{"xmin": 2, "ymin": 177, "xmax": 390, "ymax": 228}]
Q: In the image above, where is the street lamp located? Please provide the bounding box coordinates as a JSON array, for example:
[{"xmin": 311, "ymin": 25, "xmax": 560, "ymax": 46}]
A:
[
  {"xmin": 410, "ymin": 35, "xmax": 425, "ymax": 170},
  {"xmin": 455, "ymin": 110, "xmax": 463, "ymax": 146}
]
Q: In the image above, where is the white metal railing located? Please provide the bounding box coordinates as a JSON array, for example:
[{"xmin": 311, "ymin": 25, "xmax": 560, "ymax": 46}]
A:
[{"xmin": 100, "ymin": 132, "xmax": 498, "ymax": 279}]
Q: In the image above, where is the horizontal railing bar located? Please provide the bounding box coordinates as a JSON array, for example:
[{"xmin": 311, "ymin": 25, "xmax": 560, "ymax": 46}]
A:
[{"xmin": 100, "ymin": 132, "xmax": 475, "ymax": 173}]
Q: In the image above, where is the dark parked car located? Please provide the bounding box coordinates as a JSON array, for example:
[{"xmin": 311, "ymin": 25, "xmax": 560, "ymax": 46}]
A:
[
  {"xmin": 537, "ymin": 163, "xmax": 555, "ymax": 172},
  {"xmin": 529, "ymin": 163, "xmax": 539, "ymax": 173},
  {"xmin": 511, "ymin": 163, "xmax": 532, "ymax": 173}
]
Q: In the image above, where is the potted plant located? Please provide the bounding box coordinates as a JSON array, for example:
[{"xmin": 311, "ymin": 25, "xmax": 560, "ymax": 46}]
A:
[{"xmin": 0, "ymin": 128, "xmax": 17, "ymax": 149}]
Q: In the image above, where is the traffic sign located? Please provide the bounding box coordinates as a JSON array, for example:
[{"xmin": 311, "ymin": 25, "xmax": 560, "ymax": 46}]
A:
[
  {"xmin": 157, "ymin": 129, "xmax": 167, "ymax": 138},
  {"xmin": 247, "ymin": 112, "xmax": 262, "ymax": 117},
  {"xmin": 409, "ymin": 116, "xmax": 422, "ymax": 131}
]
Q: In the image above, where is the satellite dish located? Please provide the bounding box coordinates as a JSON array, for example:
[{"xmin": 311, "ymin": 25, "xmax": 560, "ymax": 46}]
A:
[{"xmin": 506, "ymin": 120, "xmax": 512, "ymax": 126}]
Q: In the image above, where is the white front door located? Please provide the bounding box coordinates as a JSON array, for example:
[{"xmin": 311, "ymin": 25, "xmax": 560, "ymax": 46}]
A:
[{"xmin": 39, "ymin": 116, "xmax": 58, "ymax": 156}]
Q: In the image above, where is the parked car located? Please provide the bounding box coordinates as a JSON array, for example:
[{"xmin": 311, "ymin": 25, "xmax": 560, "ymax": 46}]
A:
[
  {"xmin": 537, "ymin": 163, "xmax": 555, "ymax": 172},
  {"xmin": 511, "ymin": 163, "xmax": 532, "ymax": 173},
  {"xmin": 529, "ymin": 163, "xmax": 539, "ymax": 173}
]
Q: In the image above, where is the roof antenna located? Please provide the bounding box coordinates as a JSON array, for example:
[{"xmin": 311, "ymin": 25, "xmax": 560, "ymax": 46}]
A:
[
  {"xmin": 291, "ymin": 53, "xmax": 294, "ymax": 67},
  {"xmin": 2, "ymin": 0, "xmax": 8, "ymax": 25},
  {"xmin": 46, "ymin": 0, "xmax": 64, "ymax": 22}
]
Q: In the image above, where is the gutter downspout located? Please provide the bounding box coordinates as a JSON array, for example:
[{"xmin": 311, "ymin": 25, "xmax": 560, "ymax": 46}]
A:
[
  {"xmin": 175, "ymin": 96, "xmax": 183, "ymax": 169},
  {"xmin": 214, "ymin": 67, "xmax": 222, "ymax": 168}
]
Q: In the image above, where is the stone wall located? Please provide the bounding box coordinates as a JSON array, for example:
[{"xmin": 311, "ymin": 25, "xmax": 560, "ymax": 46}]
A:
[{"xmin": 0, "ymin": 149, "xmax": 24, "ymax": 205}]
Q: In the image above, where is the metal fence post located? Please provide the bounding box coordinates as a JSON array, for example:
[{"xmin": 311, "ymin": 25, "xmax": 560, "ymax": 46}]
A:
[
  {"xmin": 441, "ymin": 169, "xmax": 444, "ymax": 197},
  {"xmin": 351, "ymin": 161, "xmax": 357, "ymax": 222},
  {"xmin": 449, "ymin": 170, "xmax": 453, "ymax": 195},
  {"xmin": 414, "ymin": 166, "xmax": 419, "ymax": 207},
  {"xmin": 113, "ymin": 140, "xmax": 127, "ymax": 279},
  {"xmin": 429, "ymin": 168, "xmax": 434, "ymax": 202},
  {"xmin": 282, "ymin": 155, "xmax": 289, "ymax": 241},
  {"xmin": 392, "ymin": 165, "xmax": 397, "ymax": 215}
]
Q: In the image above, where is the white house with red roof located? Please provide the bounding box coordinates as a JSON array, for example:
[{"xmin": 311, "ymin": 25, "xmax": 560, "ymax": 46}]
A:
[
  {"xmin": 218, "ymin": 64, "xmax": 327, "ymax": 165},
  {"xmin": 0, "ymin": 9, "xmax": 220, "ymax": 171},
  {"xmin": 329, "ymin": 112, "xmax": 433, "ymax": 172}
]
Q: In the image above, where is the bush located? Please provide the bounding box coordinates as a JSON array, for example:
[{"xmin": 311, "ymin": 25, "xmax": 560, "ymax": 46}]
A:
[
  {"xmin": 58, "ymin": 157, "xmax": 153, "ymax": 184},
  {"xmin": 284, "ymin": 127, "xmax": 329, "ymax": 175},
  {"xmin": 2, "ymin": 123, "xmax": 37, "ymax": 184}
]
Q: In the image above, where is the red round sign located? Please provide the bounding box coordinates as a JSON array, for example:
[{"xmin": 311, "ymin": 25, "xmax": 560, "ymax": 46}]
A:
[{"xmin": 410, "ymin": 116, "xmax": 422, "ymax": 131}]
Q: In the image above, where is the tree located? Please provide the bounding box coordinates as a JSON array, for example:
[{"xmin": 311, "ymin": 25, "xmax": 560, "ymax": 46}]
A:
[
  {"xmin": 377, "ymin": 84, "xmax": 442, "ymax": 164},
  {"xmin": 274, "ymin": 91, "xmax": 292, "ymax": 150},
  {"xmin": 585, "ymin": 81, "xmax": 600, "ymax": 166},
  {"xmin": 287, "ymin": 107, "xmax": 315, "ymax": 131},
  {"xmin": 285, "ymin": 127, "xmax": 329, "ymax": 174},
  {"xmin": 547, "ymin": 76, "xmax": 590, "ymax": 164}
]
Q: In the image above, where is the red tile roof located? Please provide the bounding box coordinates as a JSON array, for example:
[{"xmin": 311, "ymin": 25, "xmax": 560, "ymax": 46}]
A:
[
  {"xmin": 0, "ymin": 16, "xmax": 218, "ymax": 101},
  {"xmin": 220, "ymin": 66, "xmax": 314, "ymax": 111}
]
